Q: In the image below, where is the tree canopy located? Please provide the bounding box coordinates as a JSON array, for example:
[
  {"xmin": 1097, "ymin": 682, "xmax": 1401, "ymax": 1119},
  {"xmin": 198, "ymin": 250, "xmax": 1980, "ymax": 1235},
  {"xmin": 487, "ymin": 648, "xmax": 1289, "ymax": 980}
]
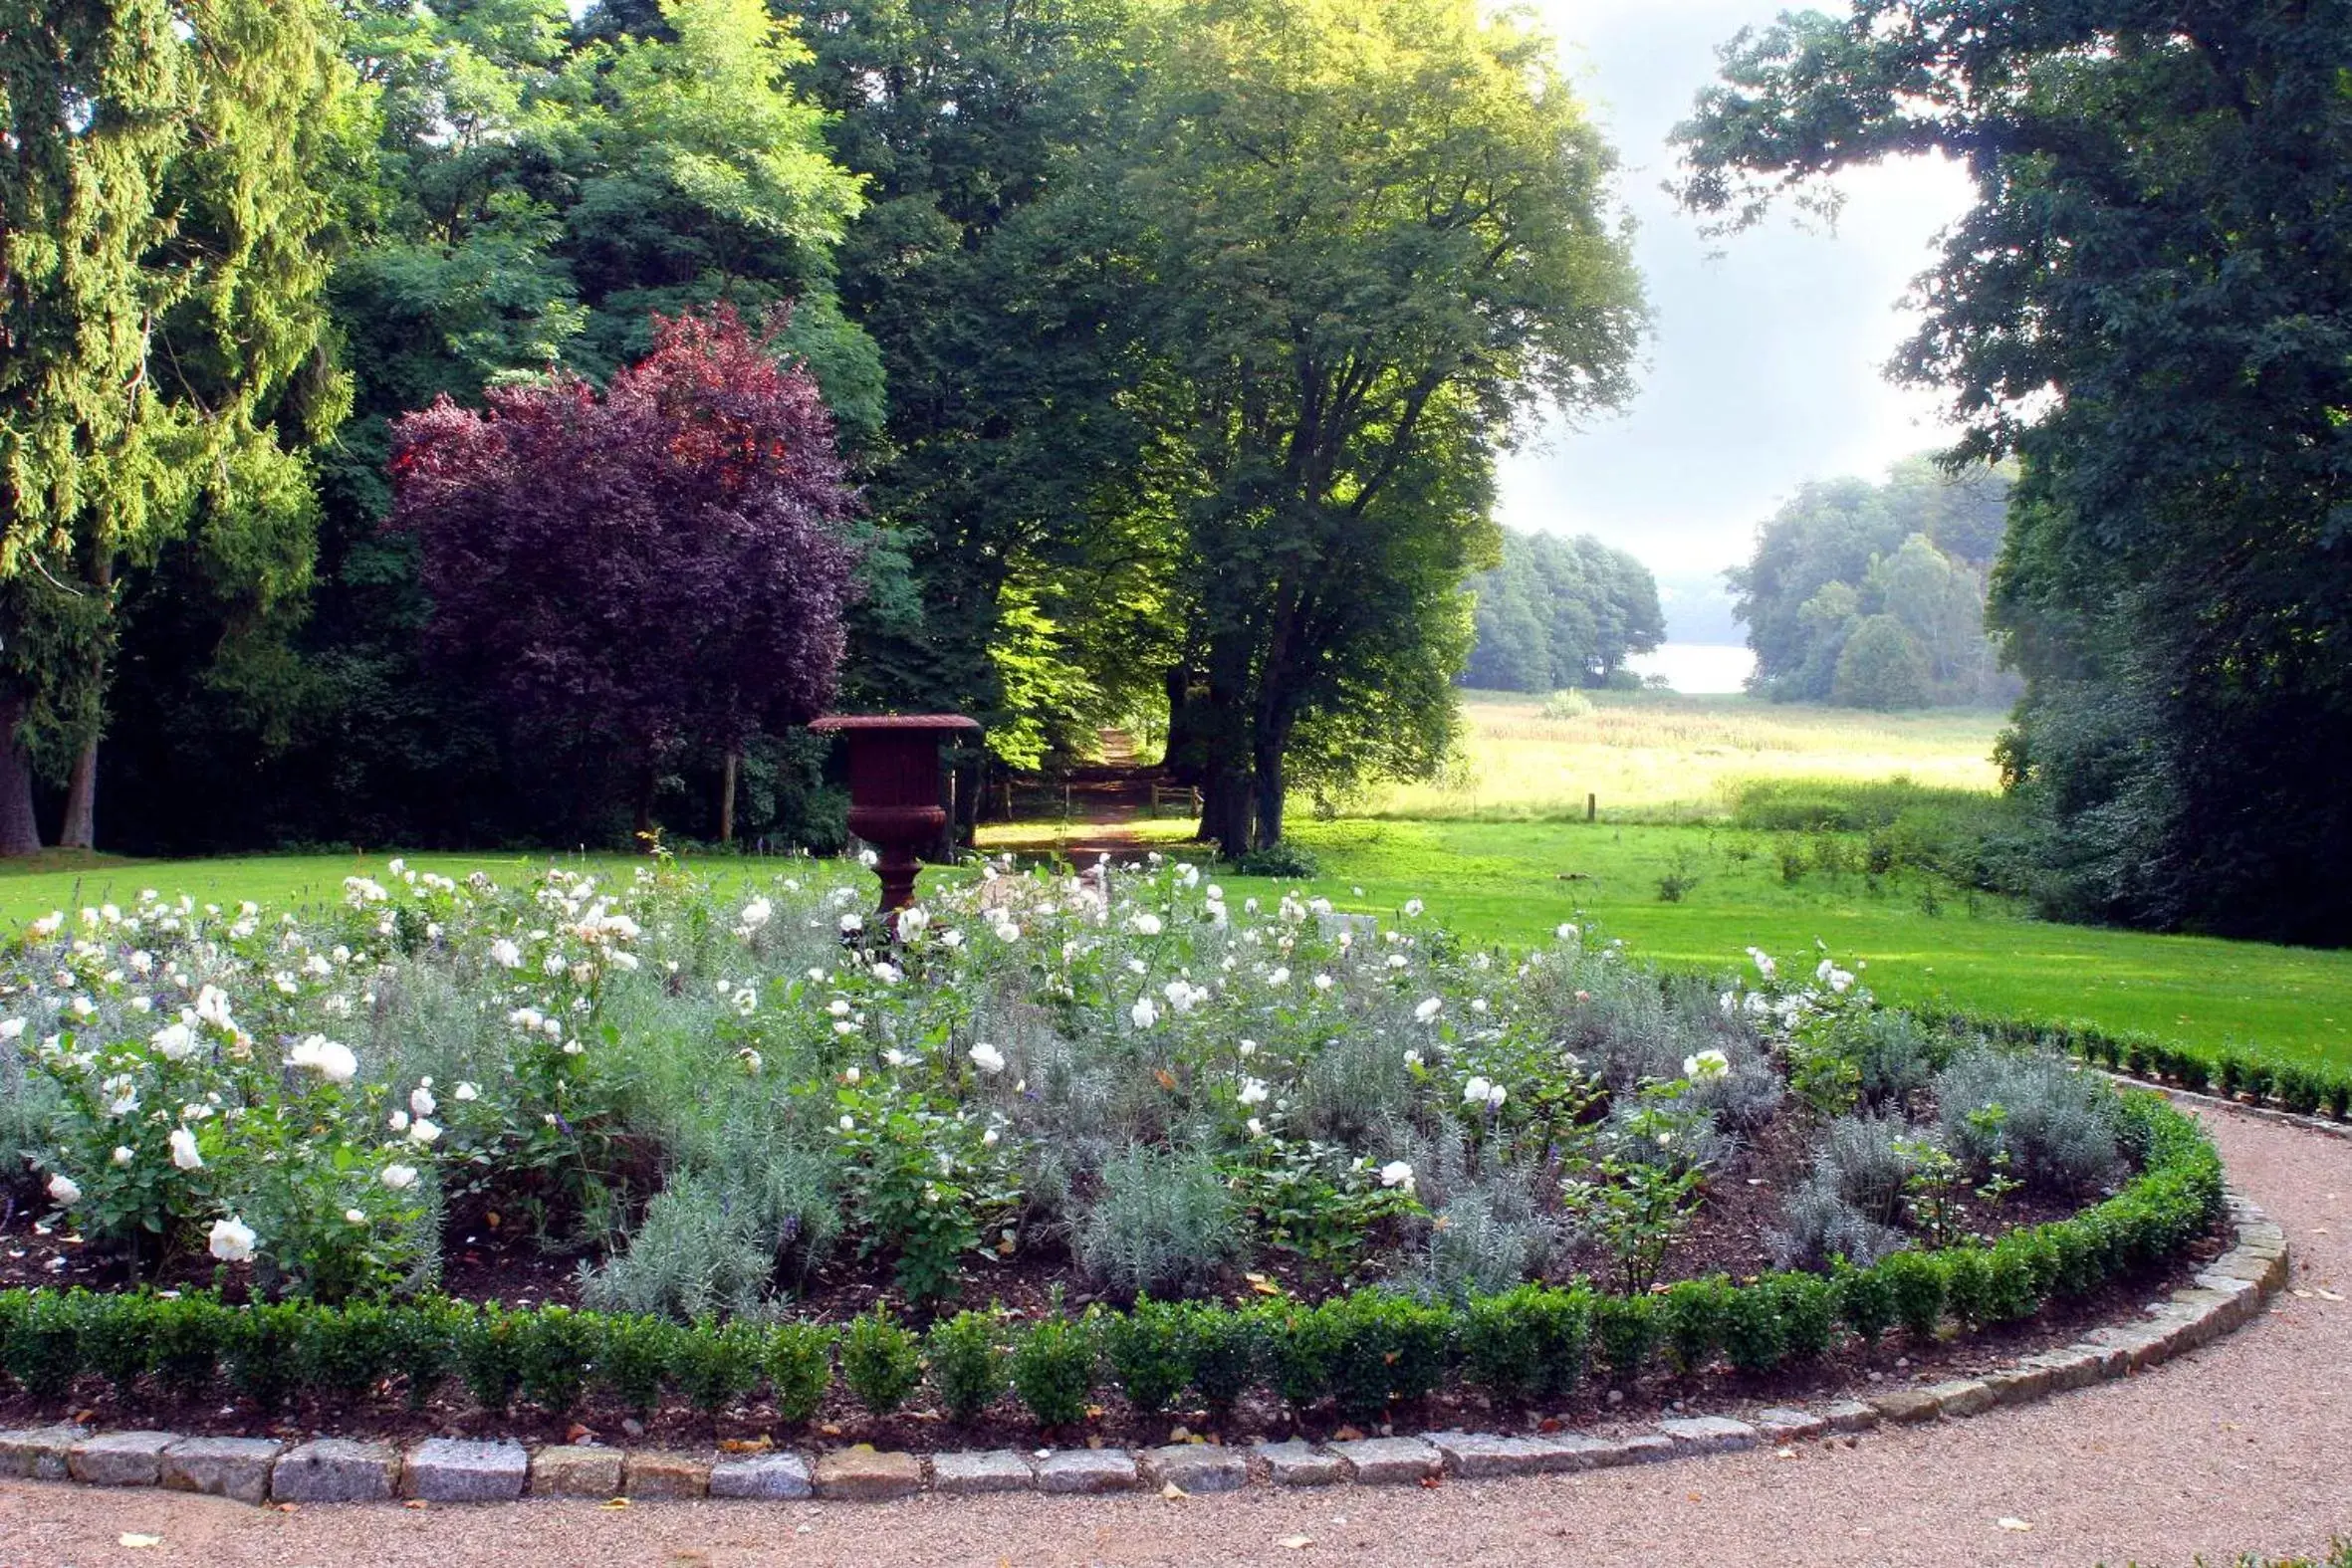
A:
[
  {"xmin": 1462, "ymin": 530, "xmax": 1664, "ymax": 693},
  {"xmin": 1729, "ymin": 458, "xmax": 2013, "ymax": 708},
  {"xmin": 1679, "ymin": 0, "xmax": 2352, "ymax": 939}
]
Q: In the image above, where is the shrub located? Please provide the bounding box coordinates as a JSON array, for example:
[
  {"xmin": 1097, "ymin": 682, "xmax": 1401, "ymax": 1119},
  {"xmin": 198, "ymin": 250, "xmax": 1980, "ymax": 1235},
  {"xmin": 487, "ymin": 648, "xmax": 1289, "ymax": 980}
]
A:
[
  {"xmin": 1814, "ymin": 1116, "xmax": 1917, "ymax": 1222},
  {"xmin": 765, "ymin": 1321, "xmax": 836, "ymax": 1425},
  {"xmin": 839, "ymin": 1306, "xmax": 922, "ymax": 1417},
  {"xmin": 1184, "ymin": 1301, "xmax": 1260, "ymax": 1418},
  {"xmin": 1880, "ymin": 1249, "xmax": 1946, "ymax": 1342},
  {"xmin": 224, "ymin": 1301, "xmax": 306, "ymax": 1412},
  {"xmin": 2218, "ymin": 1054, "xmax": 2248, "ymax": 1097},
  {"xmin": 1099, "ymin": 1296, "xmax": 1191, "ymax": 1416},
  {"xmin": 1010, "ymin": 1305, "xmax": 1097, "ymax": 1428},
  {"xmin": 2243, "ymin": 1062, "xmax": 2277, "ymax": 1104},
  {"xmin": 1986, "ymin": 1233, "xmax": 2050, "ymax": 1323},
  {"xmin": 2325, "ymin": 1075, "xmax": 2352, "ymax": 1121},
  {"xmin": 1836, "ymin": 1262, "xmax": 1896, "ymax": 1346},
  {"xmin": 80, "ymin": 1291, "xmax": 154, "ymax": 1399},
  {"xmin": 388, "ymin": 1297, "xmax": 462, "ymax": 1411},
  {"xmin": 1592, "ymin": 1292, "xmax": 1660, "ymax": 1384},
  {"xmin": 1232, "ymin": 843, "xmax": 1318, "ymax": 878},
  {"xmin": 1942, "ymin": 1247, "xmax": 1992, "ymax": 1326},
  {"xmin": 1719, "ymin": 1283, "xmax": 1787, "ymax": 1374},
  {"xmin": 1768, "ymin": 1174, "xmax": 1907, "ymax": 1271},
  {"xmin": 150, "ymin": 1291, "xmax": 228, "ymax": 1402},
  {"xmin": 671, "ymin": 1317, "xmax": 766, "ymax": 1416},
  {"xmin": 516, "ymin": 1304, "xmax": 597, "ymax": 1415},
  {"xmin": 1258, "ymin": 1299, "xmax": 1339, "ymax": 1411},
  {"xmin": 3, "ymin": 1289, "xmax": 84, "ymax": 1401},
  {"xmin": 926, "ymin": 1310, "xmax": 1009, "ymax": 1424},
  {"xmin": 1935, "ymin": 1050, "xmax": 2121, "ymax": 1196},
  {"xmin": 2276, "ymin": 1066, "xmax": 2323, "ymax": 1117},
  {"xmin": 1075, "ymin": 1146, "xmax": 1244, "ymax": 1301},
  {"xmin": 1460, "ymin": 1283, "xmax": 1589, "ymax": 1402},
  {"xmin": 1661, "ymin": 1276, "xmax": 1731, "ymax": 1375},
  {"xmin": 454, "ymin": 1302, "xmax": 524, "ymax": 1415},
  {"xmin": 2176, "ymin": 1054, "xmax": 2213, "ymax": 1093},
  {"xmin": 1769, "ymin": 1272, "xmax": 1839, "ymax": 1361},
  {"xmin": 303, "ymin": 1298, "xmax": 398, "ymax": 1403},
  {"xmin": 597, "ymin": 1313, "xmax": 679, "ymax": 1415},
  {"xmin": 1322, "ymin": 1292, "xmax": 1450, "ymax": 1419}
]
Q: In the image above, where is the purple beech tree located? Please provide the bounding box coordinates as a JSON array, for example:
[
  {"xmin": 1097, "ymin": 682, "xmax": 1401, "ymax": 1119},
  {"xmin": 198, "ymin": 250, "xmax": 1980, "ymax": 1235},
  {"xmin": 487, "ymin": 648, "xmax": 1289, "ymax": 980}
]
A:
[{"xmin": 388, "ymin": 307, "xmax": 859, "ymax": 840}]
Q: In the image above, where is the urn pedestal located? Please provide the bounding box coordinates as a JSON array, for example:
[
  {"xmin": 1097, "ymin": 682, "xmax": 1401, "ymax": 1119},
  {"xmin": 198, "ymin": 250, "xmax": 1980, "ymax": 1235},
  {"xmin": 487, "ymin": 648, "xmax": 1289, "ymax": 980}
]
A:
[{"xmin": 809, "ymin": 714, "xmax": 980, "ymax": 926}]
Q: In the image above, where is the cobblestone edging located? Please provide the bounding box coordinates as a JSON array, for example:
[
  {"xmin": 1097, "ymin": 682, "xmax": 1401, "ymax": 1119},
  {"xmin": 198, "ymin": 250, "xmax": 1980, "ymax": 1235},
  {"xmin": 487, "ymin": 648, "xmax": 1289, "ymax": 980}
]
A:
[{"xmin": 0, "ymin": 1193, "xmax": 2289, "ymax": 1507}]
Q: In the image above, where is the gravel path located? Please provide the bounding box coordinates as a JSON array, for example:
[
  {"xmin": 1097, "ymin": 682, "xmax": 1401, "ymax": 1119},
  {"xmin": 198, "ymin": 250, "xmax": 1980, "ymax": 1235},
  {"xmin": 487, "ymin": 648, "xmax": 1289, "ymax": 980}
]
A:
[{"xmin": 3, "ymin": 1103, "xmax": 2344, "ymax": 1568}]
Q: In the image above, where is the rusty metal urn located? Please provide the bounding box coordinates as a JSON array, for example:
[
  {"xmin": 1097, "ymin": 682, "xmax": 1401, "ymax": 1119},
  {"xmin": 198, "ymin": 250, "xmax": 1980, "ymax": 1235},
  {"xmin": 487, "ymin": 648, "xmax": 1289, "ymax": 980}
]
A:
[{"xmin": 810, "ymin": 714, "xmax": 980, "ymax": 923}]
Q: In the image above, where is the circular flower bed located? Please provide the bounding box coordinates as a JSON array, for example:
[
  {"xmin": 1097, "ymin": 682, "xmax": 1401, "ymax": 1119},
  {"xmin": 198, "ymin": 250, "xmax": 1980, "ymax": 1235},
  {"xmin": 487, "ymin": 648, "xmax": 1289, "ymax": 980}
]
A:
[{"xmin": 0, "ymin": 858, "xmax": 2222, "ymax": 1443}]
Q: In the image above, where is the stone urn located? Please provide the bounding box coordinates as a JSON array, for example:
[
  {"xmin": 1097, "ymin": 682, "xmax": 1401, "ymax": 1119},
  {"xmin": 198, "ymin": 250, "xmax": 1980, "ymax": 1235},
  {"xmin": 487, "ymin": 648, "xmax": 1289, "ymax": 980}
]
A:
[{"xmin": 810, "ymin": 714, "xmax": 980, "ymax": 926}]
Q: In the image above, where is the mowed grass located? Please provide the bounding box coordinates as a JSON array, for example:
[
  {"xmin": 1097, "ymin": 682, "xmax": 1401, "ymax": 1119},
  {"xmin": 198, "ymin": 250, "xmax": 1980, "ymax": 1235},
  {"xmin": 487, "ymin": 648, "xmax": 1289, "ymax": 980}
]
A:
[
  {"xmin": 1362, "ymin": 689, "xmax": 2005, "ymax": 820},
  {"xmin": 1214, "ymin": 819, "xmax": 2352, "ymax": 1069}
]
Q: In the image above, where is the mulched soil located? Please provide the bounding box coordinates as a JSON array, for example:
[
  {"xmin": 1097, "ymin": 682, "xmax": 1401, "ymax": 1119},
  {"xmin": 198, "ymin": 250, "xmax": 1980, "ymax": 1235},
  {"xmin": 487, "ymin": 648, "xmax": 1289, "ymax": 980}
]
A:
[{"xmin": 0, "ymin": 1100, "xmax": 2226, "ymax": 1455}]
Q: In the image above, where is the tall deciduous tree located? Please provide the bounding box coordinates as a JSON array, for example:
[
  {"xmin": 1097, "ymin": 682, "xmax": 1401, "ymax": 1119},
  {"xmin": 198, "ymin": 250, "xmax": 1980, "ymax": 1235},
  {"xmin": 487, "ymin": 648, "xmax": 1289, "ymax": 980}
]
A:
[
  {"xmin": 1678, "ymin": 0, "xmax": 2352, "ymax": 937},
  {"xmin": 0, "ymin": 0, "xmax": 353, "ymax": 853},
  {"xmin": 1131, "ymin": 0, "xmax": 1644, "ymax": 854},
  {"xmin": 386, "ymin": 308, "xmax": 859, "ymax": 838}
]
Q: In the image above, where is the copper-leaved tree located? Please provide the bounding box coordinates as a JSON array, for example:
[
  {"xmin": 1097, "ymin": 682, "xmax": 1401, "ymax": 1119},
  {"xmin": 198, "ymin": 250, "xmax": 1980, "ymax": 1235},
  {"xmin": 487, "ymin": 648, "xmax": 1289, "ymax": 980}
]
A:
[{"xmin": 388, "ymin": 307, "xmax": 859, "ymax": 842}]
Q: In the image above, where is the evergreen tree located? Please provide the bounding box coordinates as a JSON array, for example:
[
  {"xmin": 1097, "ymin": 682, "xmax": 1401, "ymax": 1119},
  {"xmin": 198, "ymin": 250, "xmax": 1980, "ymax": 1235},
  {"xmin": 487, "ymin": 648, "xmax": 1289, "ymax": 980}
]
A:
[{"xmin": 0, "ymin": 0, "xmax": 354, "ymax": 852}]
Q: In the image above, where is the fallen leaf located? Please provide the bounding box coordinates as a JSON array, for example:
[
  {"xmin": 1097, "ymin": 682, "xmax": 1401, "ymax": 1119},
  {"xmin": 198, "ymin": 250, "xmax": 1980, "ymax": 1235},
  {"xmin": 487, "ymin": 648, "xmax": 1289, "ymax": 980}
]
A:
[
  {"xmin": 403, "ymin": 1499, "xmax": 429, "ymax": 1510},
  {"xmin": 719, "ymin": 1436, "xmax": 773, "ymax": 1454},
  {"xmin": 1331, "ymin": 1426, "xmax": 1365, "ymax": 1444},
  {"xmin": 1155, "ymin": 1069, "xmax": 1177, "ymax": 1091},
  {"xmin": 1161, "ymin": 1482, "xmax": 1187, "ymax": 1500},
  {"xmin": 601, "ymin": 1497, "xmax": 630, "ymax": 1510},
  {"xmin": 1278, "ymin": 1536, "xmax": 1314, "ymax": 1550},
  {"xmin": 119, "ymin": 1535, "xmax": 162, "ymax": 1549},
  {"xmin": 2318, "ymin": 1289, "xmax": 2345, "ymax": 1302},
  {"xmin": 1774, "ymin": 1448, "xmax": 1797, "ymax": 1460},
  {"xmin": 1998, "ymin": 1517, "xmax": 2033, "ymax": 1532},
  {"xmin": 1418, "ymin": 1473, "xmax": 1443, "ymax": 1489},
  {"xmin": 1535, "ymin": 1418, "xmax": 1562, "ymax": 1434},
  {"xmin": 567, "ymin": 1423, "xmax": 595, "ymax": 1445}
]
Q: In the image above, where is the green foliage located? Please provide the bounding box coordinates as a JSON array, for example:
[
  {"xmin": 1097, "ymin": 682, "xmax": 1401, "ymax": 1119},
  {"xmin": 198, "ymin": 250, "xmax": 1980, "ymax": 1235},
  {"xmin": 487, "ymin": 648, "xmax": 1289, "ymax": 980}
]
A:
[
  {"xmin": 1075, "ymin": 1146, "xmax": 1245, "ymax": 1301},
  {"xmin": 1835, "ymin": 1261, "xmax": 1896, "ymax": 1347},
  {"xmin": 1719, "ymin": 1282, "xmax": 1787, "ymax": 1375},
  {"xmin": 764, "ymin": 1321, "xmax": 836, "ymax": 1425},
  {"xmin": 925, "ymin": 1310, "xmax": 1009, "ymax": 1424},
  {"xmin": 1725, "ymin": 461, "xmax": 2012, "ymax": 710},
  {"xmin": 1464, "ymin": 531, "xmax": 1665, "ymax": 693},
  {"xmin": 596, "ymin": 1312, "xmax": 680, "ymax": 1416},
  {"xmin": 224, "ymin": 1301, "xmax": 307, "ymax": 1412},
  {"xmin": 1680, "ymin": 0, "xmax": 2352, "ymax": 942},
  {"xmin": 1183, "ymin": 1300, "xmax": 1261, "ymax": 1418},
  {"xmin": 1099, "ymin": 1297, "xmax": 1192, "ymax": 1416},
  {"xmin": 1769, "ymin": 1272, "xmax": 1839, "ymax": 1361},
  {"xmin": 516, "ymin": 1304, "xmax": 597, "ymax": 1415},
  {"xmin": 4, "ymin": 1290, "xmax": 85, "ymax": 1401},
  {"xmin": 1880, "ymin": 1249, "xmax": 1947, "ymax": 1343},
  {"xmin": 1942, "ymin": 1247, "xmax": 1992, "ymax": 1329},
  {"xmin": 455, "ymin": 1302, "xmax": 526, "ymax": 1416},
  {"xmin": 1460, "ymin": 1284, "xmax": 1590, "ymax": 1403},
  {"xmin": 1320, "ymin": 1291, "xmax": 1452, "ymax": 1420},
  {"xmin": 670, "ymin": 1316, "xmax": 767, "ymax": 1416},
  {"xmin": 1591, "ymin": 1292, "xmax": 1661, "ymax": 1385},
  {"xmin": 1009, "ymin": 1302, "xmax": 1097, "ymax": 1428},
  {"xmin": 80, "ymin": 1291, "xmax": 154, "ymax": 1399},
  {"xmin": 839, "ymin": 1306, "xmax": 923, "ymax": 1417},
  {"xmin": 1660, "ymin": 1276, "xmax": 1731, "ymax": 1375},
  {"xmin": 302, "ymin": 1297, "xmax": 398, "ymax": 1403}
]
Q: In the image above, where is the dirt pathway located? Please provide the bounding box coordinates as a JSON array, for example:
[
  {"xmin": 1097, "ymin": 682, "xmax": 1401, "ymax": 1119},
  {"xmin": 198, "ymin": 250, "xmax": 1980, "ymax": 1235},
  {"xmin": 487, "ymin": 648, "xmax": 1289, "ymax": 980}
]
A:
[
  {"xmin": 3, "ymin": 1104, "xmax": 2345, "ymax": 1568},
  {"xmin": 983, "ymin": 729, "xmax": 1194, "ymax": 864}
]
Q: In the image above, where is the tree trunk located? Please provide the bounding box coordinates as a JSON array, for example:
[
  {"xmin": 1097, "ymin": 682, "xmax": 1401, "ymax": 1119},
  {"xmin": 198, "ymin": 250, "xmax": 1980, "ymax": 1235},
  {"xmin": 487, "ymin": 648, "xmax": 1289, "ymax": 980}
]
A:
[
  {"xmin": 1251, "ymin": 729, "xmax": 1287, "ymax": 850},
  {"xmin": 718, "ymin": 750, "xmax": 739, "ymax": 844},
  {"xmin": 0, "ymin": 692, "xmax": 42, "ymax": 857},
  {"xmin": 1194, "ymin": 638, "xmax": 1257, "ymax": 858},
  {"xmin": 1161, "ymin": 663, "xmax": 1203, "ymax": 784},
  {"xmin": 59, "ymin": 740, "xmax": 96, "ymax": 850},
  {"xmin": 57, "ymin": 554, "xmax": 111, "ymax": 850}
]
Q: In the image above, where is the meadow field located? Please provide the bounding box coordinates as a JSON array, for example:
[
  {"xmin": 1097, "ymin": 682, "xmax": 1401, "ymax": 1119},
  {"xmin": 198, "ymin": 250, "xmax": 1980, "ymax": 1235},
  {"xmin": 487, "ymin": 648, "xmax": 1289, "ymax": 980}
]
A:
[
  {"xmin": 1358, "ymin": 690, "xmax": 2005, "ymax": 820},
  {"xmin": 12, "ymin": 692, "xmax": 2352, "ymax": 1069}
]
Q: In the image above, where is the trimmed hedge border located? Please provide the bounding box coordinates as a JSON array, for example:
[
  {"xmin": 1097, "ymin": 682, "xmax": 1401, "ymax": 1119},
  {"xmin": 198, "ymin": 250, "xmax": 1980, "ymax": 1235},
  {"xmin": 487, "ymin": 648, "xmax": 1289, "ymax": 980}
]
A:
[
  {"xmin": 1921, "ymin": 1007, "xmax": 2352, "ymax": 1125},
  {"xmin": 0, "ymin": 1181, "xmax": 2285, "ymax": 1503},
  {"xmin": 0, "ymin": 1093, "xmax": 2224, "ymax": 1438},
  {"xmin": 0, "ymin": 1091, "xmax": 2236, "ymax": 1502}
]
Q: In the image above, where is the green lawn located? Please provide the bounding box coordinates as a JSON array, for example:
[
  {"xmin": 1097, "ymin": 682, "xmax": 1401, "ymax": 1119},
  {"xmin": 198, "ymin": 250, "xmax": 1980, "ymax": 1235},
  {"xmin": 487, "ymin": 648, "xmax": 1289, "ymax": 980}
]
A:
[{"xmin": 1217, "ymin": 819, "xmax": 2352, "ymax": 1069}]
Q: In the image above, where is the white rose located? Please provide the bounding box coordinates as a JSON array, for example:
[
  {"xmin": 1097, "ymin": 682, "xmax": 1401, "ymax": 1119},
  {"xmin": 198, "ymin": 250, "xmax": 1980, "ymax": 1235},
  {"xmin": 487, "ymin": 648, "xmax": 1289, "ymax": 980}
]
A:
[
  {"xmin": 408, "ymin": 1117, "xmax": 442, "ymax": 1145},
  {"xmin": 381, "ymin": 1163, "xmax": 419, "ymax": 1191},
  {"xmin": 969, "ymin": 1042, "xmax": 1007, "ymax": 1074},
  {"xmin": 207, "ymin": 1215, "xmax": 257, "ymax": 1262},
  {"xmin": 46, "ymin": 1173, "xmax": 81, "ymax": 1206},
  {"xmin": 410, "ymin": 1085, "xmax": 437, "ymax": 1117},
  {"xmin": 1414, "ymin": 997, "xmax": 1442, "ymax": 1022},
  {"xmin": 1379, "ymin": 1160, "xmax": 1415, "ymax": 1193},
  {"xmin": 169, "ymin": 1126, "xmax": 203, "ymax": 1170}
]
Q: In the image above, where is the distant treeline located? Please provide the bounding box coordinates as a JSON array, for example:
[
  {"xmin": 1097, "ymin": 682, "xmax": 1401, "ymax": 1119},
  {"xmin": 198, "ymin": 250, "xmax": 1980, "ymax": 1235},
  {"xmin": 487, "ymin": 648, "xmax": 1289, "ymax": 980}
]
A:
[
  {"xmin": 1460, "ymin": 530, "xmax": 1664, "ymax": 692},
  {"xmin": 1731, "ymin": 459, "xmax": 2016, "ymax": 710}
]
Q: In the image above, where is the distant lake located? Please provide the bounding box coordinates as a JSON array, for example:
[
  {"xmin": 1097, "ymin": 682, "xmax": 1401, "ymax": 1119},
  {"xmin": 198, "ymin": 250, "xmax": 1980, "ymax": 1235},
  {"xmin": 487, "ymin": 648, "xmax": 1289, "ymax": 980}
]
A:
[{"xmin": 1628, "ymin": 642, "xmax": 1756, "ymax": 694}]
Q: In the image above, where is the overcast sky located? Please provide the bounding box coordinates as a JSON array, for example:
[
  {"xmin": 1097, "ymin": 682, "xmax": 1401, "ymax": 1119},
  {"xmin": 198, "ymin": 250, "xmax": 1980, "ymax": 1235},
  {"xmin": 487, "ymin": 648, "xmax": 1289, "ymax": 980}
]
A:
[{"xmin": 1501, "ymin": 0, "xmax": 1976, "ymax": 634}]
